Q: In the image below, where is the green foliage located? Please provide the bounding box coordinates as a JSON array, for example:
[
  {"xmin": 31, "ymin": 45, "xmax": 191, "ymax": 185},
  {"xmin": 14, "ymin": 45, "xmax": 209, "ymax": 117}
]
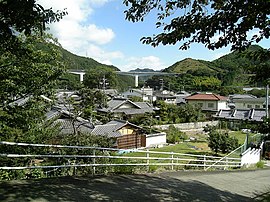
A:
[
  {"xmin": 60, "ymin": 48, "xmax": 119, "ymax": 71},
  {"xmin": 124, "ymin": 0, "xmax": 269, "ymax": 51},
  {"xmin": 0, "ymin": 0, "xmax": 67, "ymax": 39},
  {"xmin": 192, "ymin": 76, "xmax": 222, "ymax": 91},
  {"xmin": 254, "ymin": 118, "xmax": 270, "ymax": 135},
  {"xmin": 248, "ymin": 89, "xmax": 266, "ymax": 98},
  {"xmin": 165, "ymin": 58, "xmax": 218, "ymax": 74},
  {"xmin": 156, "ymin": 101, "xmax": 205, "ymax": 124},
  {"xmin": 166, "ymin": 125, "xmax": 187, "ymax": 144},
  {"xmin": 57, "ymin": 73, "xmax": 82, "ymax": 90},
  {"xmin": 129, "ymin": 96, "xmax": 143, "ymax": 102},
  {"xmin": 256, "ymin": 161, "xmax": 265, "ymax": 169},
  {"xmin": 207, "ymin": 130, "xmax": 239, "ymax": 154},
  {"xmin": 0, "ymin": 33, "xmax": 65, "ymax": 142},
  {"xmin": 83, "ymin": 66, "xmax": 118, "ymax": 89}
]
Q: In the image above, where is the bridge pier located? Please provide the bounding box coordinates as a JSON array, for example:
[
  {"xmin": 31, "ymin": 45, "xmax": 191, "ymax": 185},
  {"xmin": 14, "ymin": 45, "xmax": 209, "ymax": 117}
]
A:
[
  {"xmin": 135, "ymin": 75, "xmax": 139, "ymax": 87},
  {"xmin": 69, "ymin": 71, "xmax": 85, "ymax": 83}
]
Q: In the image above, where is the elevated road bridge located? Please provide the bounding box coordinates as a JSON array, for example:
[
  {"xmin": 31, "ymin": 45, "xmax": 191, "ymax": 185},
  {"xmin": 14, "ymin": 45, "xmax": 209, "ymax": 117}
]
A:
[{"xmin": 68, "ymin": 69, "xmax": 180, "ymax": 87}]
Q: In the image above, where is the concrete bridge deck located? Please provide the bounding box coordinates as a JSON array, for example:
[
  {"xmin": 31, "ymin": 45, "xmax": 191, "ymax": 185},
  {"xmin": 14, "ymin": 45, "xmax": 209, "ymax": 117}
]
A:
[{"xmin": 0, "ymin": 169, "xmax": 269, "ymax": 201}]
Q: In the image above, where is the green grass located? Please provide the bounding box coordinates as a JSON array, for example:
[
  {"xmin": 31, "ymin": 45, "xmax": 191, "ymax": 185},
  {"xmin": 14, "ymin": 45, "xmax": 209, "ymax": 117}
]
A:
[
  {"xmin": 229, "ymin": 131, "xmax": 247, "ymax": 145},
  {"xmin": 124, "ymin": 142, "xmax": 213, "ymax": 159}
]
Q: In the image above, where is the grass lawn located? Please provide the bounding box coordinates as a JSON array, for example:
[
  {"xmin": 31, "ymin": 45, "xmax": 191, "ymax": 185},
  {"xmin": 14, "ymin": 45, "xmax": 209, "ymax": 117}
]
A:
[
  {"xmin": 123, "ymin": 130, "xmax": 248, "ymax": 162},
  {"xmin": 229, "ymin": 131, "xmax": 247, "ymax": 144}
]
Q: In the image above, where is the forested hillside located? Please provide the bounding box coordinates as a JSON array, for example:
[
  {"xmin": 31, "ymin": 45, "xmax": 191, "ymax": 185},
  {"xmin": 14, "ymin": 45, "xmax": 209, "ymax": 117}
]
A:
[
  {"xmin": 144, "ymin": 45, "xmax": 268, "ymax": 95},
  {"xmin": 54, "ymin": 46, "xmax": 135, "ymax": 90},
  {"xmin": 162, "ymin": 45, "xmax": 265, "ymax": 86},
  {"xmin": 58, "ymin": 47, "xmax": 119, "ymax": 71}
]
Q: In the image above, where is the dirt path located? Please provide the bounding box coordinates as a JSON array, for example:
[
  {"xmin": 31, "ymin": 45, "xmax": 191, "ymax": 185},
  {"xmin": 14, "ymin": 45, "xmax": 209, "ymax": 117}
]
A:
[{"xmin": 0, "ymin": 169, "xmax": 269, "ymax": 202}]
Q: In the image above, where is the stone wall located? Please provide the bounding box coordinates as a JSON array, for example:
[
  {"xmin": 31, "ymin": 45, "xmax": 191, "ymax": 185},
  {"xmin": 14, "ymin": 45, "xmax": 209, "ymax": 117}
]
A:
[{"xmin": 153, "ymin": 121, "xmax": 219, "ymax": 131}]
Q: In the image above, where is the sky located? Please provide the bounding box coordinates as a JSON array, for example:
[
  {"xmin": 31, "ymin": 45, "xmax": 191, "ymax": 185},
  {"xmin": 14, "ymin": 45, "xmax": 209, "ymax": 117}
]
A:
[{"xmin": 38, "ymin": 0, "xmax": 269, "ymax": 72}]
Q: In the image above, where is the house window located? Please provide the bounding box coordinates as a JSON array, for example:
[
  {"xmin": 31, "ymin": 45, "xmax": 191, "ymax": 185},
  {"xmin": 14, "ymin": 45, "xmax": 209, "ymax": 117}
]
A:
[
  {"xmin": 208, "ymin": 103, "xmax": 214, "ymax": 108},
  {"xmin": 247, "ymin": 104, "xmax": 252, "ymax": 108},
  {"xmin": 255, "ymin": 105, "xmax": 260, "ymax": 109}
]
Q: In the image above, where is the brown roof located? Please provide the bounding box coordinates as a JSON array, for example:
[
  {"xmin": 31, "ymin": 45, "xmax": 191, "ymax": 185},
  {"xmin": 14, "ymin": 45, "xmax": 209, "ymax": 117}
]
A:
[{"xmin": 185, "ymin": 93, "xmax": 227, "ymax": 101}]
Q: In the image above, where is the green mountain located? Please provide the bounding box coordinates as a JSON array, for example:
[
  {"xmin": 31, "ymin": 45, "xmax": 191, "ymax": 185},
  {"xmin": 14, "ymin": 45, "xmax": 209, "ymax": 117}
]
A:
[
  {"xmin": 59, "ymin": 47, "xmax": 120, "ymax": 71},
  {"xmin": 54, "ymin": 46, "xmax": 135, "ymax": 90},
  {"xmin": 129, "ymin": 68, "xmax": 159, "ymax": 72},
  {"xmin": 164, "ymin": 58, "xmax": 221, "ymax": 74},
  {"xmin": 162, "ymin": 45, "xmax": 266, "ymax": 86}
]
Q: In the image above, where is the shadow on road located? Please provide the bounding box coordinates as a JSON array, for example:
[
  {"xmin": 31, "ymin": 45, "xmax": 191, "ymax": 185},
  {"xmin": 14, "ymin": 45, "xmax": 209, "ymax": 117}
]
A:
[{"xmin": 0, "ymin": 174, "xmax": 257, "ymax": 202}]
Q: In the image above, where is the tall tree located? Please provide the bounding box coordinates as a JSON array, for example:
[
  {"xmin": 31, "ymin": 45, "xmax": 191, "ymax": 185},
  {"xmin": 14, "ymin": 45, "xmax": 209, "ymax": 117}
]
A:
[
  {"xmin": 83, "ymin": 66, "xmax": 118, "ymax": 89},
  {"xmin": 123, "ymin": 0, "xmax": 269, "ymax": 51},
  {"xmin": 0, "ymin": 1, "xmax": 67, "ymax": 141}
]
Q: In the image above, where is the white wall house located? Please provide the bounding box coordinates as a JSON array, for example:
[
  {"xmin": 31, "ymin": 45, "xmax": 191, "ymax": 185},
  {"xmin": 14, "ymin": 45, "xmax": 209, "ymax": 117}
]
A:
[
  {"xmin": 185, "ymin": 93, "xmax": 229, "ymax": 111},
  {"xmin": 233, "ymin": 97, "xmax": 268, "ymax": 109},
  {"xmin": 121, "ymin": 87, "xmax": 154, "ymax": 102}
]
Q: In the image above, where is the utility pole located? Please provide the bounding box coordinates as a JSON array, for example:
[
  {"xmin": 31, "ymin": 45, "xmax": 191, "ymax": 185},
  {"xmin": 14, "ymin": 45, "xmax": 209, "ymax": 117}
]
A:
[
  {"xmin": 160, "ymin": 79, "xmax": 164, "ymax": 91},
  {"xmin": 266, "ymin": 84, "xmax": 269, "ymax": 119},
  {"xmin": 100, "ymin": 75, "xmax": 109, "ymax": 107}
]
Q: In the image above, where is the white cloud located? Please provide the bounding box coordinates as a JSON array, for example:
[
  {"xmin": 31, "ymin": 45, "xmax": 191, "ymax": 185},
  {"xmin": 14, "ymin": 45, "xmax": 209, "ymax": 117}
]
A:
[
  {"xmin": 83, "ymin": 44, "xmax": 124, "ymax": 66},
  {"xmin": 37, "ymin": 1, "xmax": 166, "ymax": 72},
  {"xmin": 38, "ymin": 0, "xmax": 115, "ymax": 58},
  {"xmin": 121, "ymin": 56, "xmax": 165, "ymax": 71}
]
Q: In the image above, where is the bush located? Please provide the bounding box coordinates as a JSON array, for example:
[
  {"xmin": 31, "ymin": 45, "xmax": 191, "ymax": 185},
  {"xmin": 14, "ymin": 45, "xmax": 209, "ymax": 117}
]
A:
[
  {"xmin": 207, "ymin": 130, "xmax": 239, "ymax": 154},
  {"xmin": 166, "ymin": 125, "xmax": 187, "ymax": 144},
  {"xmin": 256, "ymin": 161, "xmax": 264, "ymax": 169}
]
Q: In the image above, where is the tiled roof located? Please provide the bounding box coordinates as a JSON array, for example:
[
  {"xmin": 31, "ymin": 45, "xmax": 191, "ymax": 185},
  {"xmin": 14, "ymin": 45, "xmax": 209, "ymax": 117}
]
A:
[
  {"xmin": 55, "ymin": 119, "xmax": 94, "ymax": 134},
  {"xmin": 91, "ymin": 120, "xmax": 143, "ymax": 138},
  {"xmin": 91, "ymin": 124, "xmax": 122, "ymax": 138},
  {"xmin": 214, "ymin": 109, "xmax": 266, "ymax": 122},
  {"xmin": 233, "ymin": 97, "xmax": 266, "ymax": 103},
  {"xmin": 98, "ymin": 98, "xmax": 154, "ymax": 115},
  {"xmin": 185, "ymin": 93, "xmax": 227, "ymax": 101}
]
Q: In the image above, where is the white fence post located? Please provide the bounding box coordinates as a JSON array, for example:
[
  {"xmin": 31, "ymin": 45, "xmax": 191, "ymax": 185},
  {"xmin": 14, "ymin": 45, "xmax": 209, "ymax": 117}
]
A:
[
  {"xmin": 171, "ymin": 152, "xmax": 174, "ymax": 170},
  {"xmin": 147, "ymin": 149, "xmax": 150, "ymax": 172},
  {"xmin": 203, "ymin": 155, "xmax": 206, "ymax": 171},
  {"xmin": 93, "ymin": 149, "xmax": 96, "ymax": 175}
]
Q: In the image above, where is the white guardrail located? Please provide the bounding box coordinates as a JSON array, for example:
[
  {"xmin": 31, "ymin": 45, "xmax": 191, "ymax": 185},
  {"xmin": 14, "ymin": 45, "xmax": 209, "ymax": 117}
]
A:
[{"xmin": 0, "ymin": 141, "xmax": 241, "ymax": 173}]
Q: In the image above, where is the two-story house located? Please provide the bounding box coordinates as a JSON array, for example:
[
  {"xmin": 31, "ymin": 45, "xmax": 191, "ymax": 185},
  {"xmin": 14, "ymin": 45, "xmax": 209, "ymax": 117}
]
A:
[
  {"xmin": 121, "ymin": 87, "xmax": 154, "ymax": 102},
  {"xmin": 185, "ymin": 93, "xmax": 229, "ymax": 112},
  {"xmin": 232, "ymin": 97, "xmax": 270, "ymax": 109}
]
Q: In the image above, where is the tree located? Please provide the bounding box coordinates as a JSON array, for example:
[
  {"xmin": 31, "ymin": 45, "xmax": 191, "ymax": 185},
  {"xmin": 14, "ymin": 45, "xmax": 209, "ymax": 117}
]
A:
[
  {"xmin": 0, "ymin": 0, "xmax": 66, "ymax": 40},
  {"xmin": 0, "ymin": 1, "xmax": 67, "ymax": 141},
  {"xmin": 166, "ymin": 125, "xmax": 187, "ymax": 144},
  {"xmin": 207, "ymin": 130, "xmax": 239, "ymax": 154},
  {"xmin": 124, "ymin": 0, "xmax": 269, "ymax": 51},
  {"xmin": 83, "ymin": 66, "xmax": 118, "ymax": 89},
  {"xmin": 0, "ymin": 33, "xmax": 65, "ymax": 141}
]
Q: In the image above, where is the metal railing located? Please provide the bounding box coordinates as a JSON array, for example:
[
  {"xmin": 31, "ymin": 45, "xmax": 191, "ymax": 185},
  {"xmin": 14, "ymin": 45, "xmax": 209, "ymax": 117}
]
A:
[{"xmin": 0, "ymin": 141, "xmax": 241, "ymax": 178}]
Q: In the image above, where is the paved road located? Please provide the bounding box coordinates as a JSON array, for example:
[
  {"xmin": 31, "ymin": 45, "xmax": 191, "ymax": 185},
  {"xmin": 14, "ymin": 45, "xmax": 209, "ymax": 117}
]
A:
[{"xmin": 0, "ymin": 169, "xmax": 269, "ymax": 202}]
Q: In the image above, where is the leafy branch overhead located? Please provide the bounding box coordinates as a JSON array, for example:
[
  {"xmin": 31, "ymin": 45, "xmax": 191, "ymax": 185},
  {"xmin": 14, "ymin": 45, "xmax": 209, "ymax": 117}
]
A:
[{"xmin": 123, "ymin": 0, "xmax": 270, "ymax": 51}]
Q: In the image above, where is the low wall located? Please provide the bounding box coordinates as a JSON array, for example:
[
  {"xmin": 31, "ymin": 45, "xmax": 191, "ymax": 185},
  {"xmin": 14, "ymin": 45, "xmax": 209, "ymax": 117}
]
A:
[
  {"xmin": 146, "ymin": 133, "xmax": 166, "ymax": 148},
  {"xmin": 241, "ymin": 142, "xmax": 263, "ymax": 167},
  {"xmin": 153, "ymin": 121, "xmax": 219, "ymax": 131}
]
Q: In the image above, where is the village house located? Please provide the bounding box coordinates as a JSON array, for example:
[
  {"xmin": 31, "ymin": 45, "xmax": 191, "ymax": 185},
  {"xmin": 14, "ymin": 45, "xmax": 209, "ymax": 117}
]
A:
[
  {"xmin": 214, "ymin": 108, "xmax": 267, "ymax": 122},
  {"xmin": 90, "ymin": 120, "xmax": 166, "ymax": 149},
  {"xmin": 154, "ymin": 90, "xmax": 177, "ymax": 104},
  {"xmin": 185, "ymin": 93, "xmax": 229, "ymax": 112},
  {"xmin": 46, "ymin": 107, "xmax": 166, "ymax": 149},
  {"xmin": 121, "ymin": 87, "xmax": 154, "ymax": 102},
  {"xmin": 97, "ymin": 97, "xmax": 154, "ymax": 119},
  {"xmin": 231, "ymin": 97, "xmax": 270, "ymax": 110}
]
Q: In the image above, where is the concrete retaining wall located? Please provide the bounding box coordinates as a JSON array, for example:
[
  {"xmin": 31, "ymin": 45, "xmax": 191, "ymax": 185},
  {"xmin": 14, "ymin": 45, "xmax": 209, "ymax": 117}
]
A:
[
  {"xmin": 153, "ymin": 121, "xmax": 219, "ymax": 131},
  {"xmin": 241, "ymin": 142, "xmax": 263, "ymax": 167}
]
